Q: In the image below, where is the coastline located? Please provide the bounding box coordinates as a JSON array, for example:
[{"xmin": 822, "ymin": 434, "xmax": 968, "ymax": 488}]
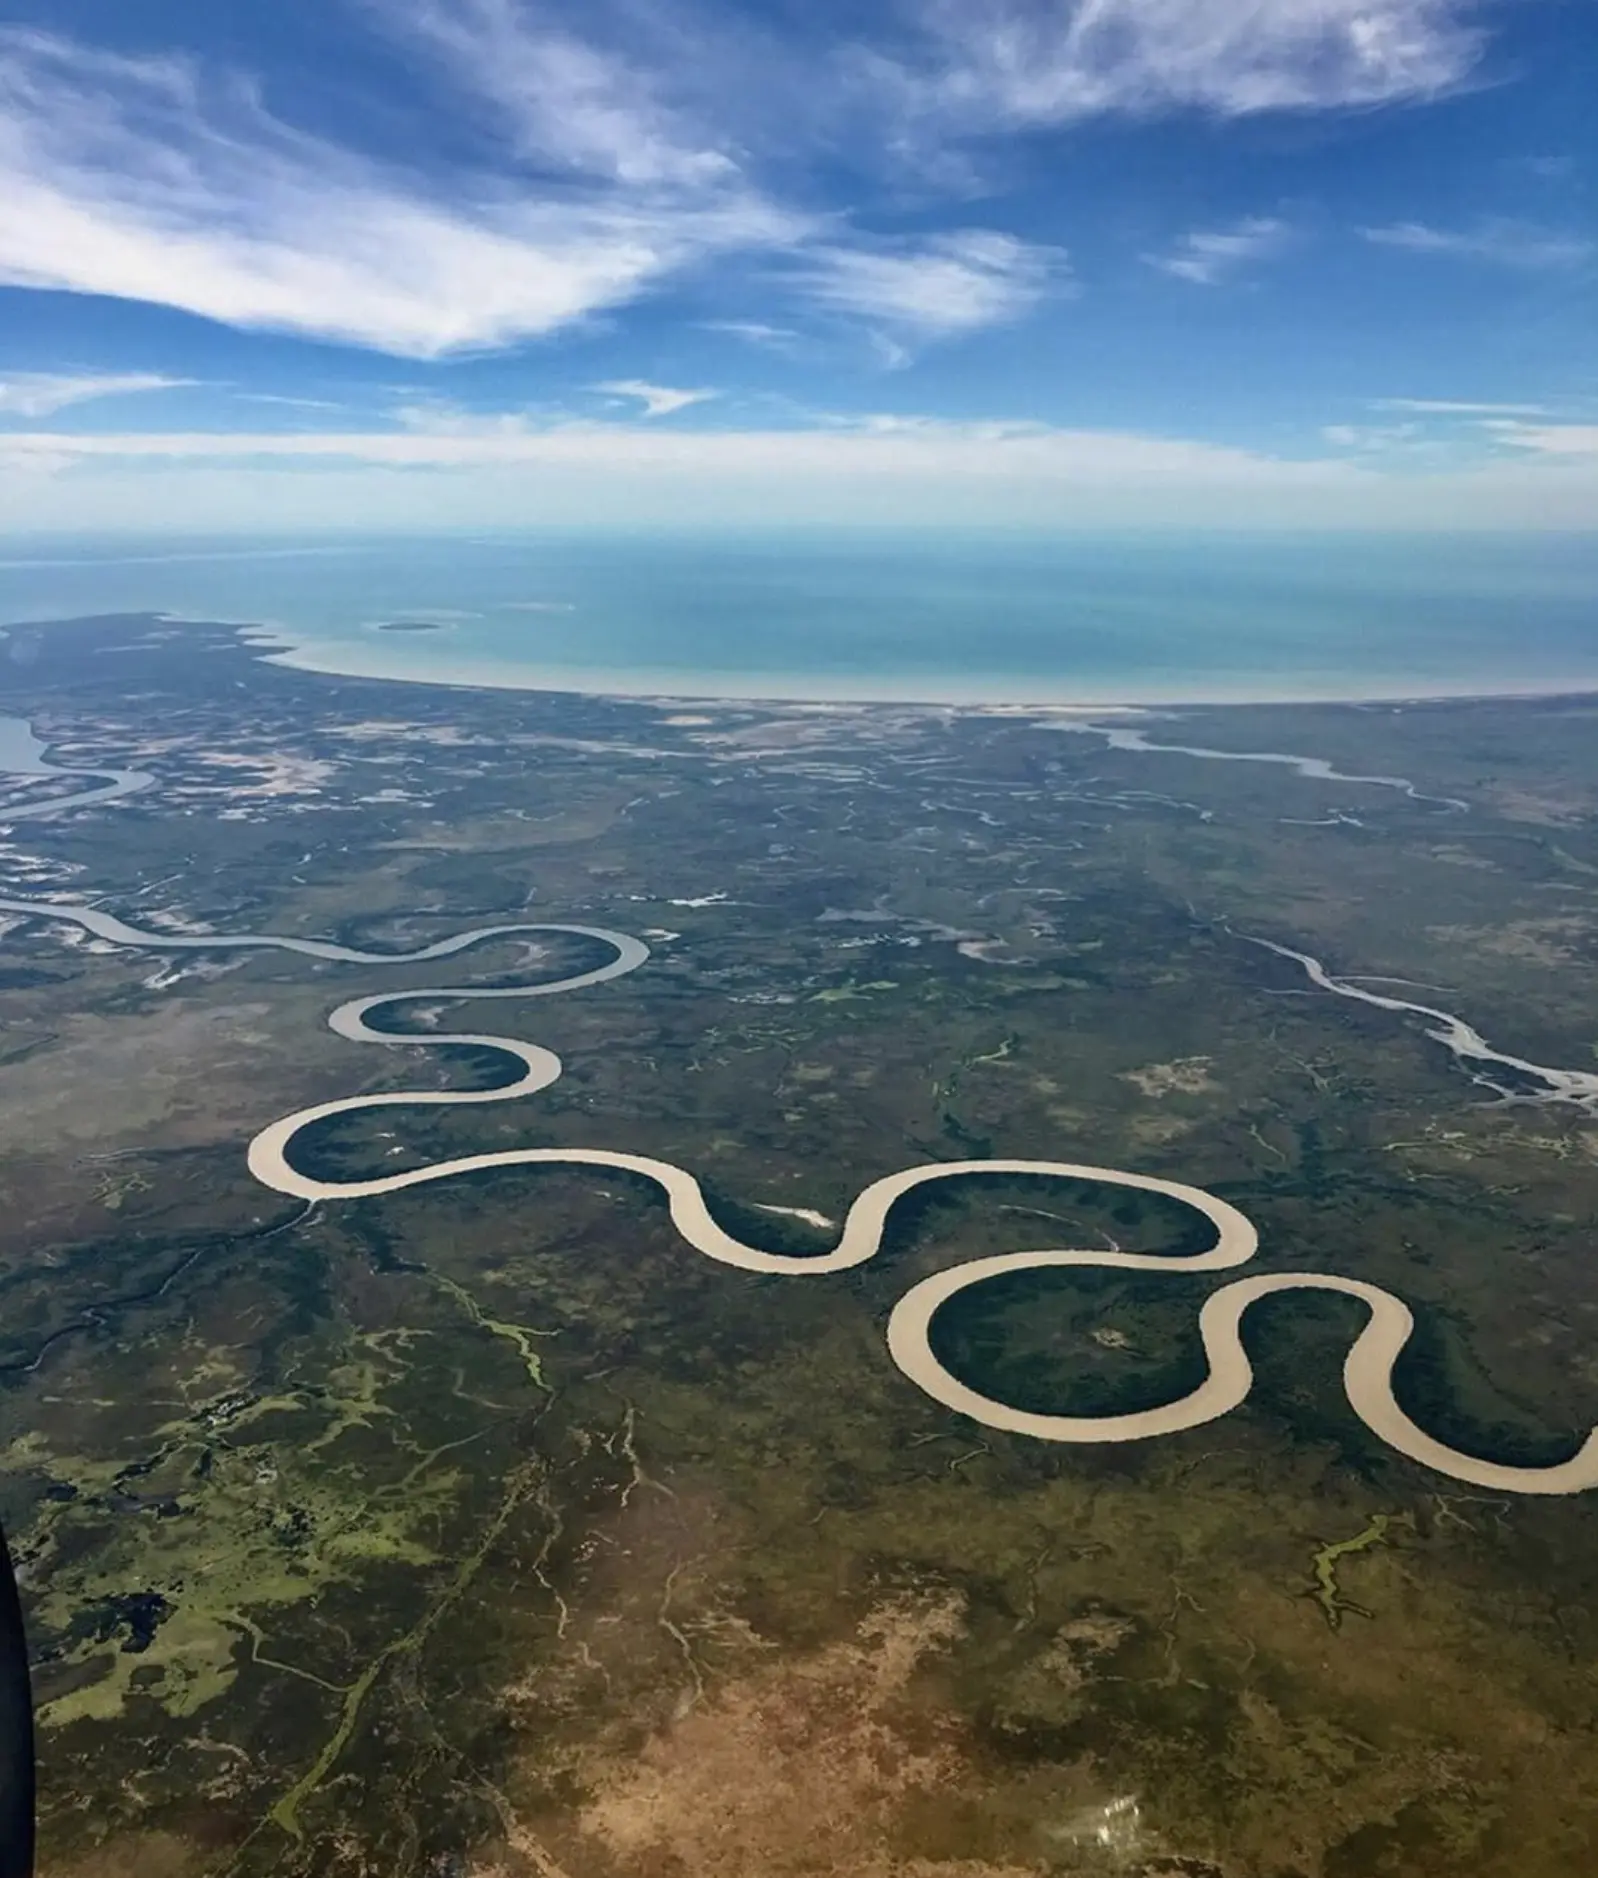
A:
[
  {"xmin": 8, "ymin": 607, "xmax": 1598, "ymax": 715},
  {"xmin": 259, "ymin": 628, "xmax": 1598, "ymax": 713}
]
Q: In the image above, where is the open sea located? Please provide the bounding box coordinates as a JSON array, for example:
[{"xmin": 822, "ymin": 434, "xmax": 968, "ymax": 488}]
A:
[{"xmin": 1, "ymin": 529, "xmax": 1594, "ymax": 704}]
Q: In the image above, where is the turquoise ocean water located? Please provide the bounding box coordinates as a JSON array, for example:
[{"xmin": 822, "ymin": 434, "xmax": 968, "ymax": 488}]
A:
[{"xmin": 0, "ymin": 531, "xmax": 1594, "ymax": 703}]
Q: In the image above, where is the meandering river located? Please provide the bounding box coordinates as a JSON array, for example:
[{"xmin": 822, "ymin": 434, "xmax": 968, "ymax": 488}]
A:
[{"xmin": 1, "ymin": 894, "xmax": 1592, "ymax": 1495}]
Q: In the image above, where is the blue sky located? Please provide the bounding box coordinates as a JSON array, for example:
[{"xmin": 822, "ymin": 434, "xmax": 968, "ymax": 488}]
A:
[{"xmin": 0, "ymin": 0, "xmax": 1593, "ymax": 530}]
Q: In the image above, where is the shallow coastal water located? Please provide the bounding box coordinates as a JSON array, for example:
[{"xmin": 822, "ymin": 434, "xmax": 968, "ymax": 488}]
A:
[{"xmin": 2, "ymin": 529, "xmax": 1596, "ymax": 702}]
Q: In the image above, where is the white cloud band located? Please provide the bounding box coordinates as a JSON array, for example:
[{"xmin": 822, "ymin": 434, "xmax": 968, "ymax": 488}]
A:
[{"xmin": 0, "ymin": 24, "xmax": 798, "ymax": 358}]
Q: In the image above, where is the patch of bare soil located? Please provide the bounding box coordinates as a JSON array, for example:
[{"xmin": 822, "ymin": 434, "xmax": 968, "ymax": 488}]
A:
[
  {"xmin": 478, "ymin": 1592, "xmax": 1044, "ymax": 1878},
  {"xmin": 41, "ymin": 1832, "xmax": 202, "ymax": 1878},
  {"xmin": 1120, "ymin": 1057, "xmax": 1215, "ymax": 1099}
]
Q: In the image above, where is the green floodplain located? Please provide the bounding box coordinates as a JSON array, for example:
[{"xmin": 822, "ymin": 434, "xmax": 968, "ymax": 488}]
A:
[{"xmin": 2, "ymin": 614, "xmax": 1598, "ymax": 1875}]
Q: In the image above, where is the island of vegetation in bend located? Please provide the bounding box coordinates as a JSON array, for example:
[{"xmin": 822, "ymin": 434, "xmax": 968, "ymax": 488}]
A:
[{"xmin": 2, "ymin": 610, "xmax": 1598, "ymax": 1878}]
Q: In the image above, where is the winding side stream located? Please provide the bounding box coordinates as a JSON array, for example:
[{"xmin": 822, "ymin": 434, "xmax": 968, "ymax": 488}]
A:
[
  {"xmin": 1244, "ymin": 934, "xmax": 1598, "ymax": 1113},
  {"xmin": 1051, "ymin": 718, "xmax": 1469, "ymax": 811},
  {"xmin": 0, "ymin": 716, "xmax": 153, "ymax": 819}
]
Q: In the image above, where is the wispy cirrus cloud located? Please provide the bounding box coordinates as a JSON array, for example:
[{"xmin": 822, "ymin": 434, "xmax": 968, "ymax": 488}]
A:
[
  {"xmin": 1484, "ymin": 420, "xmax": 1598, "ymax": 456},
  {"xmin": 883, "ymin": 0, "xmax": 1490, "ymax": 130},
  {"xmin": 388, "ymin": 399, "xmax": 546, "ymax": 437},
  {"xmin": 0, "ymin": 3, "xmax": 1521, "ymax": 367},
  {"xmin": 798, "ymin": 231, "xmax": 1065, "ymax": 343},
  {"xmin": 594, "ymin": 379, "xmax": 717, "ymax": 417},
  {"xmin": 1370, "ymin": 397, "xmax": 1556, "ymax": 415},
  {"xmin": 0, "ymin": 11, "xmax": 1059, "ymax": 366},
  {"xmin": 1359, "ymin": 219, "xmax": 1592, "ymax": 267},
  {"xmin": 228, "ymin": 392, "xmax": 354, "ymax": 414},
  {"xmin": 700, "ymin": 320, "xmax": 803, "ymax": 353},
  {"xmin": 387, "ymin": 0, "xmax": 736, "ymax": 187},
  {"xmin": 1145, "ymin": 216, "xmax": 1289, "ymax": 285},
  {"xmin": 0, "ymin": 369, "xmax": 191, "ymax": 417},
  {"xmin": 0, "ymin": 23, "xmax": 799, "ymax": 359},
  {"xmin": 1323, "ymin": 422, "xmax": 1421, "ymax": 450},
  {"xmin": 1325, "ymin": 408, "xmax": 1598, "ymax": 459}
]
